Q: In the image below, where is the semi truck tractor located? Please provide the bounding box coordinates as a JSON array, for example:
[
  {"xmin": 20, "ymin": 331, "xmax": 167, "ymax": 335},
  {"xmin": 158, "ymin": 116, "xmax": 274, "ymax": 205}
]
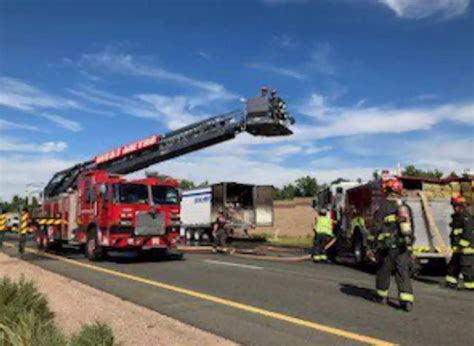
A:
[
  {"xmin": 32, "ymin": 88, "xmax": 294, "ymax": 260},
  {"xmin": 180, "ymin": 183, "xmax": 274, "ymax": 244}
]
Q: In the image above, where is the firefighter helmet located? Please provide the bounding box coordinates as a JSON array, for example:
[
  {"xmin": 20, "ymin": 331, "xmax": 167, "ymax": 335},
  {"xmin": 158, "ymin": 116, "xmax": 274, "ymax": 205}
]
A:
[
  {"xmin": 271, "ymin": 89, "xmax": 277, "ymax": 94},
  {"xmin": 451, "ymin": 194, "xmax": 467, "ymax": 206},
  {"xmin": 261, "ymin": 86, "xmax": 269, "ymax": 92},
  {"xmin": 383, "ymin": 178, "xmax": 403, "ymax": 194}
]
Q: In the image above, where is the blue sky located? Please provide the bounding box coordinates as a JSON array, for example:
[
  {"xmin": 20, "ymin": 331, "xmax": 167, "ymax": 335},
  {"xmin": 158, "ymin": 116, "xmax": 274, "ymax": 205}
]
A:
[{"xmin": 0, "ymin": 0, "xmax": 473, "ymax": 199}]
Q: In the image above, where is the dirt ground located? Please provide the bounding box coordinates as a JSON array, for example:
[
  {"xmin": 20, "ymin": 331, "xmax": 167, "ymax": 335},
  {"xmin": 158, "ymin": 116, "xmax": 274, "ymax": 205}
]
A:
[{"xmin": 0, "ymin": 252, "xmax": 235, "ymax": 346}]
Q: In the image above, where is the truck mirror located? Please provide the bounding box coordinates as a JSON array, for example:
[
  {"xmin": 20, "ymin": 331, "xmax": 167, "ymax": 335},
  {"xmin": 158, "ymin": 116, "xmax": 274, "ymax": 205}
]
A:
[{"xmin": 99, "ymin": 184, "xmax": 107, "ymax": 196}]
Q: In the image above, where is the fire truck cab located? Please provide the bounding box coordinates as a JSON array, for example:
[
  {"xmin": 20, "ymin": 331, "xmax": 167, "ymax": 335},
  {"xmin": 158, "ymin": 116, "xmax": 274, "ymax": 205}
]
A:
[{"xmin": 35, "ymin": 170, "xmax": 181, "ymax": 261}]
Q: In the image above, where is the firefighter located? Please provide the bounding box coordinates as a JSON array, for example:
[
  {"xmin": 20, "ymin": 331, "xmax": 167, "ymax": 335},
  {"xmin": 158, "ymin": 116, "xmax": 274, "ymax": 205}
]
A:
[
  {"xmin": 19, "ymin": 207, "xmax": 31, "ymax": 256},
  {"xmin": 445, "ymin": 195, "xmax": 473, "ymax": 290},
  {"xmin": 312, "ymin": 209, "xmax": 334, "ymax": 263},
  {"xmin": 351, "ymin": 207, "xmax": 366, "ymax": 235},
  {"xmin": 212, "ymin": 208, "xmax": 229, "ymax": 254},
  {"xmin": 260, "ymin": 86, "xmax": 269, "ymax": 98},
  {"xmin": 0, "ymin": 208, "xmax": 6, "ymax": 248},
  {"xmin": 374, "ymin": 179, "xmax": 415, "ymax": 312},
  {"xmin": 270, "ymin": 89, "xmax": 285, "ymax": 120}
]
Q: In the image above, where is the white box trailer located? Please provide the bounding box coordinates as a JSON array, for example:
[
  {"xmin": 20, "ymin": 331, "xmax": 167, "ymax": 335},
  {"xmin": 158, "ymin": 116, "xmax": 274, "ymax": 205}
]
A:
[{"xmin": 180, "ymin": 182, "xmax": 273, "ymax": 243}]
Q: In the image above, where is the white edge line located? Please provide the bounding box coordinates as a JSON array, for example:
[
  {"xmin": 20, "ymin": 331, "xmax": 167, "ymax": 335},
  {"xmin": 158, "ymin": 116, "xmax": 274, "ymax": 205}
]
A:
[{"xmin": 204, "ymin": 259, "xmax": 263, "ymax": 270}]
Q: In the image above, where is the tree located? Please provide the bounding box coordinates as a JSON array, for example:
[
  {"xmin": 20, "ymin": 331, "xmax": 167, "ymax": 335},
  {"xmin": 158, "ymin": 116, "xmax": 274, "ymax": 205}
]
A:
[
  {"xmin": 372, "ymin": 170, "xmax": 379, "ymax": 180},
  {"xmin": 197, "ymin": 180, "xmax": 210, "ymax": 188},
  {"xmin": 402, "ymin": 165, "xmax": 443, "ymax": 179},
  {"xmin": 273, "ymin": 183, "xmax": 298, "ymax": 200},
  {"xmin": 295, "ymin": 176, "xmax": 318, "ymax": 197},
  {"xmin": 179, "ymin": 179, "xmax": 196, "ymax": 190},
  {"xmin": 273, "ymin": 176, "xmax": 321, "ymax": 200},
  {"xmin": 447, "ymin": 171, "xmax": 459, "ymax": 178}
]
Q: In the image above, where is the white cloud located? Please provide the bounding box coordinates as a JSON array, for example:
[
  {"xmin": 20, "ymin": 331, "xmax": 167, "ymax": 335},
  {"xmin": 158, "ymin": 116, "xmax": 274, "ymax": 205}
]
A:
[
  {"xmin": 80, "ymin": 70, "xmax": 100, "ymax": 81},
  {"xmin": 130, "ymin": 152, "xmax": 373, "ymax": 190},
  {"xmin": 412, "ymin": 94, "xmax": 438, "ymax": 101},
  {"xmin": 137, "ymin": 94, "xmax": 205, "ymax": 129},
  {"xmin": 248, "ymin": 42, "xmax": 335, "ymax": 80},
  {"xmin": 0, "ymin": 77, "xmax": 79, "ymax": 112},
  {"xmin": 69, "ymin": 86, "xmax": 207, "ymax": 130},
  {"xmin": 377, "ymin": 0, "xmax": 470, "ymax": 19},
  {"xmin": 295, "ymin": 93, "xmax": 474, "ymax": 140},
  {"xmin": 264, "ymin": 144, "xmax": 302, "ymax": 162},
  {"xmin": 247, "ymin": 63, "xmax": 307, "ymax": 80},
  {"xmin": 307, "ymin": 43, "xmax": 335, "ymax": 75},
  {"xmin": 405, "ymin": 137, "xmax": 474, "ymax": 172},
  {"xmin": 133, "ymin": 154, "xmax": 309, "ymax": 188},
  {"xmin": 198, "ymin": 51, "xmax": 211, "ymax": 60},
  {"xmin": 0, "ymin": 155, "xmax": 76, "ymax": 200},
  {"xmin": 297, "ymin": 93, "xmax": 330, "ymax": 119},
  {"xmin": 0, "ymin": 137, "xmax": 68, "ymax": 153},
  {"xmin": 40, "ymin": 113, "xmax": 82, "ymax": 132},
  {"xmin": 80, "ymin": 51, "xmax": 238, "ymax": 101},
  {"xmin": 303, "ymin": 145, "xmax": 332, "ymax": 155},
  {"xmin": 69, "ymin": 86, "xmax": 158, "ymax": 118},
  {"xmin": 273, "ymin": 34, "xmax": 299, "ymax": 48},
  {"xmin": 0, "ymin": 77, "xmax": 85, "ymax": 132},
  {"xmin": 0, "ymin": 119, "xmax": 41, "ymax": 132}
]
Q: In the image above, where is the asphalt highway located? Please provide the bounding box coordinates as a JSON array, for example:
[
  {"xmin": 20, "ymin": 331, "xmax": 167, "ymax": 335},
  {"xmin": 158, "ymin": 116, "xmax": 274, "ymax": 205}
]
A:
[{"xmin": 1, "ymin": 238, "xmax": 473, "ymax": 346}]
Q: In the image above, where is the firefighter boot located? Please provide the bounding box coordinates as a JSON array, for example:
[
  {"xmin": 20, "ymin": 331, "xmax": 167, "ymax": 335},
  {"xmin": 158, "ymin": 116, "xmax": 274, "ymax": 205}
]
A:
[
  {"xmin": 373, "ymin": 290, "xmax": 388, "ymax": 305},
  {"xmin": 401, "ymin": 301, "xmax": 413, "ymax": 312},
  {"xmin": 373, "ymin": 295, "xmax": 387, "ymax": 305}
]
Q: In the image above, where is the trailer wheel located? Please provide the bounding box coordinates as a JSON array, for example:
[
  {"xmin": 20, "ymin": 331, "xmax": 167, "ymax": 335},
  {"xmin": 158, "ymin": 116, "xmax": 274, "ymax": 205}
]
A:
[
  {"xmin": 193, "ymin": 230, "xmax": 201, "ymax": 242},
  {"xmin": 85, "ymin": 227, "xmax": 103, "ymax": 261},
  {"xmin": 200, "ymin": 231, "xmax": 211, "ymax": 243},
  {"xmin": 185, "ymin": 229, "xmax": 194, "ymax": 242},
  {"xmin": 352, "ymin": 231, "xmax": 365, "ymax": 266}
]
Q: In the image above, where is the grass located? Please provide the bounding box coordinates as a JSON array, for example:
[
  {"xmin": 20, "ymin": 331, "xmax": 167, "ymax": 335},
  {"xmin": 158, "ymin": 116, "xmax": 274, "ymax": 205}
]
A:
[
  {"xmin": 70, "ymin": 322, "xmax": 116, "ymax": 346},
  {"xmin": 0, "ymin": 276, "xmax": 117, "ymax": 346},
  {"xmin": 0, "ymin": 276, "xmax": 66, "ymax": 346}
]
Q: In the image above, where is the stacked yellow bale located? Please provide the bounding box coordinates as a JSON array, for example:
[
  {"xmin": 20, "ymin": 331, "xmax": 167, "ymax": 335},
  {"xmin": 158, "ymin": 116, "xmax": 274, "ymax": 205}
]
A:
[
  {"xmin": 423, "ymin": 182, "xmax": 452, "ymax": 199},
  {"xmin": 460, "ymin": 181, "xmax": 473, "ymax": 214}
]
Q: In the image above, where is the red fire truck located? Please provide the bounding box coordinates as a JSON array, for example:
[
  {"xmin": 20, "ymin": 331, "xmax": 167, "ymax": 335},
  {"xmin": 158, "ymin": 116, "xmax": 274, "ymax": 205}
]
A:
[
  {"xmin": 337, "ymin": 174, "xmax": 453, "ymax": 270},
  {"xmin": 32, "ymin": 89, "xmax": 294, "ymax": 261}
]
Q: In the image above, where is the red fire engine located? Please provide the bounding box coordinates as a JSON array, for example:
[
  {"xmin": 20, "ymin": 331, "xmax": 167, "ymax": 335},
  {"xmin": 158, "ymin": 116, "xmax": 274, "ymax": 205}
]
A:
[{"xmin": 32, "ymin": 90, "xmax": 294, "ymax": 261}]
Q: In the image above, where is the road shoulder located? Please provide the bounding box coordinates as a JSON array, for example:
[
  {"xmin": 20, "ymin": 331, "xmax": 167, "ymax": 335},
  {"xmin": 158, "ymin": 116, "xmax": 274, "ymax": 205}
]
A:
[{"xmin": 0, "ymin": 252, "xmax": 235, "ymax": 346}]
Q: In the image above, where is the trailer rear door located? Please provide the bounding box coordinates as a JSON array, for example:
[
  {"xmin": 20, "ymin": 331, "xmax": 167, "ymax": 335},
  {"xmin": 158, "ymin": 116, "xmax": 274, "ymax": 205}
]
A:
[{"xmin": 254, "ymin": 186, "xmax": 273, "ymax": 226}]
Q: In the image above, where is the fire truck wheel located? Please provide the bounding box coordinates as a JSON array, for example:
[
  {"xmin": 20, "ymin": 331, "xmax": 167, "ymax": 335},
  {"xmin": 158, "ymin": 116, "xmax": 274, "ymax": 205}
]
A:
[
  {"xmin": 85, "ymin": 227, "xmax": 104, "ymax": 261},
  {"xmin": 352, "ymin": 232, "xmax": 365, "ymax": 266}
]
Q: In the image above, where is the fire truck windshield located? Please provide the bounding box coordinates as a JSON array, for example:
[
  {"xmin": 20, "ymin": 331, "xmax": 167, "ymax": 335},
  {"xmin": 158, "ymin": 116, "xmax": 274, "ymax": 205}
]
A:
[
  {"xmin": 113, "ymin": 183, "xmax": 149, "ymax": 204},
  {"xmin": 151, "ymin": 186, "xmax": 179, "ymax": 205}
]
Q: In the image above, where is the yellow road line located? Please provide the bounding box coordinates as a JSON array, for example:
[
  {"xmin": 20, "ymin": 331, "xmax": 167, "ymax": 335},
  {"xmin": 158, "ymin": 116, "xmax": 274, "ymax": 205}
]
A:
[{"xmin": 5, "ymin": 243, "xmax": 396, "ymax": 346}]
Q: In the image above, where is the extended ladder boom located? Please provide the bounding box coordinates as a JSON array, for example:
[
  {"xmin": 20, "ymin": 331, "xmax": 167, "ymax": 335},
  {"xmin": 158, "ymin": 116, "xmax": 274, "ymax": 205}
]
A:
[{"xmin": 44, "ymin": 93, "xmax": 294, "ymax": 198}]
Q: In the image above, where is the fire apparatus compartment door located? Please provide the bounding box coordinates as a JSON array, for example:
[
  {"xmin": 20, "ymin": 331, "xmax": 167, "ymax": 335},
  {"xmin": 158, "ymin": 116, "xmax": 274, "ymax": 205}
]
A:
[
  {"xmin": 67, "ymin": 191, "xmax": 78, "ymax": 240},
  {"xmin": 406, "ymin": 198, "xmax": 451, "ymax": 251},
  {"xmin": 254, "ymin": 186, "xmax": 274, "ymax": 226}
]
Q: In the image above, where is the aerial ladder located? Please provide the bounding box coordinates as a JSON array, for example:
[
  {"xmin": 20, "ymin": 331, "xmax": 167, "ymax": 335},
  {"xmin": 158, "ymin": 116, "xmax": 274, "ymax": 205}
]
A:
[
  {"xmin": 31, "ymin": 90, "xmax": 294, "ymax": 260},
  {"xmin": 43, "ymin": 91, "xmax": 295, "ymax": 198}
]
